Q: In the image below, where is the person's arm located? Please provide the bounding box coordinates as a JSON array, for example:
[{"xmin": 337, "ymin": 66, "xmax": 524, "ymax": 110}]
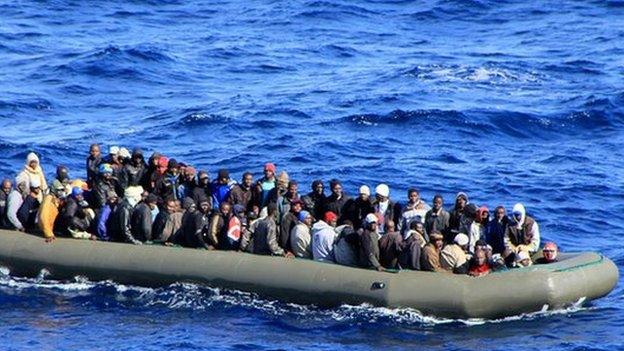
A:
[
  {"xmin": 268, "ymin": 221, "xmax": 285, "ymax": 256},
  {"xmin": 207, "ymin": 214, "xmax": 220, "ymax": 247},
  {"xmin": 362, "ymin": 231, "xmax": 382, "ymax": 270},
  {"xmin": 120, "ymin": 207, "xmax": 140, "ymax": 244},
  {"xmin": 7, "ymin": 194, "xmax": 24, "ymax": 230},
  {"xmin": 503, "ymin": 226, "xmax": 516, "ymax": 252},
  {"xmin": 141, "ymin": 207, "xmax": 152, "ymax": 241},
  {"xmin": 529, "ymin": 221, "xmax": 540, "ymax": 253}
]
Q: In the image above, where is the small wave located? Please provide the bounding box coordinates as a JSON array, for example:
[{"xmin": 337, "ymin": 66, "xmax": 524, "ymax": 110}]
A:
[
  {"xmin": 178, "ymin": 112, "xmax": 230, "ymax": 126},
  {"xmin": 403, "ymin": 64, "xmax": 542, "ymax": 84}
]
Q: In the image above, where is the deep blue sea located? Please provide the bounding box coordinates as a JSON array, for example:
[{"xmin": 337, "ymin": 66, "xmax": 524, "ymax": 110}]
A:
[{"xmin": 1, "ymin": 0, "xmax": 623, "ymax": 350}]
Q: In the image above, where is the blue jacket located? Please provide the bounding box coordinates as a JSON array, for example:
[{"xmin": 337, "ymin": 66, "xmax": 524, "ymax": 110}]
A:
[{"xmin": 210, "ymin": 180, "xmax": 235, "ymax": 209}]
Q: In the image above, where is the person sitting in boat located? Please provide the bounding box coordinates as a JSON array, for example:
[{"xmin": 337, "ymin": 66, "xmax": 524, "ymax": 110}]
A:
[
  {"xmin": 398, "ymin": 221, "xmax": 427, "ymax": 270},
  {"xmin": 421, "ymin": 231, "xmax": 445, "ymax": 272},
  {"xmin": 279, "ymin": 198, "xmax": 303, "ymax": 254},
  {"xmin": 373, "ymin": 184, "xmax": 400, "ymax": 235},
  {"xmin": 130, "ymin": 193, "xmax": 158, "ymax": 242},
  {"xmin": 92, "ymin": 164, "xmax": 120, "ymax": 209},
  {"xmin": 0, "ymin": 179, "xmax": 13, "ymax": 229},
  {"xmin": 208, "ymin": 201, "xmax": 237, "ymax": 250},
  {"xmin": 37, "ymin": 182, "xmax": 66, "ymax": 242},
  {"xmin": 96, "ymin": 190, "xmax": 118, "ymax": 241},
  {"xmin": 485, "ymin": 205, "xmax": 509, "ymax": 255},
  {"xmin": 378, "ymin": 220, "xmax": 403, "ymax": 269},
  {"xmin": 17, "ymin": 152, "xmax": 48, "ymax": 201},
  {"xmin": 147, "ymin": 154, "xmax": 168, "ymax": 194},
  {"xmin": 119, "ymin": 148, "xmax": 147, "ymax": 190},
  {"xmin": 333, "ymin": 220, "xmax": 359, "ymax": 267},
  {"xmin": 324, "ymin": 179, "xmax": 350, "ymax": 220},
  {"xmin": 58, "ymin": 187, "xmax": 95, "ymax": 240},
  {"xmin": 256, "ymin": 163, "xmax": 277, "ymax": 208},
  {"xmin": 504, "ymin": 203, "xmax": 541, "ymax": 256},
  {"xmin": 398, "ymin": 188, "xmax": 430, "ymax": 235},
  {"xmin": 6, "ymin": 175, "xmax": 27, "ymax": 231},
  {"xmin": 535, "ymin": 242, "xmax": 559, "ymax": 264},
  {"xmin": 50, "ymin": 165, "xmax": 71, "ymax": 198},
  {"xmin": 252, "ymin": 203, "xmax": 289, "ymax": 257},
  {"xmin": 190, "ymin": 170, "xmax": 210, "ymax": 209},
  {"xmin": 181, "ymin": 199, "xmax": 211, "ymax": 249},
  {"xmin": 515, "ymin": 250, "xmax": 532, "ymax": 267},
  {"xmin": 86, "ymin": 143, "xmax": 102, "ymax": 188},
  {"xmin": 229, "ymin": 172, "xmax": 254, "ymax": 212},
  {"xmin": 301, "ymin": 179, "xmax": 326, "ymax": 221},
  {"xmin": 468, "ymin": 248, "xmax": 491, "ymax": 277},
  {"xmin": 342, "ymin": 185, "xmax": 374, "ymax": 230},
  {"xmin": 178, "ymin": 166, "xmax": 196, "ymax": 199},
  {"xmin": 211, "ymin": 169, "xmax": 235, "ymax": 209},
  {"xmin": 16, "ymin": 177, "xmax": 42, "ymax": 233},
  {"xmin": 424, "ymin": 194, "xmax": 450, "ymax": 240},
  {"xmin": 359, "ymin": 213, "xmax": 384, "ymax": 271},
  {"xmin": 290, "ymin": 210, "xmax": 313, "ymax": 259},
  {"xmin": 276, "ymin": 180, "xmax": 299, "ymax": 222},
  {"xmin": 440, "ymin": 233, "xmax": 470, "ymax": 274},
  {"xmin": 109, "ymin": 186, "xmax": 144, "ymax": 245},
  {"xmin": 154, "ymin": 159, "xmax": 182, "ymax": 201},
  {"xmin": 312, "ymin": 211, "xmax": 338, "ymax": 262},
  {"xmin": 468, "ymin": 206, "xmax": 489, "ymax": 254}
]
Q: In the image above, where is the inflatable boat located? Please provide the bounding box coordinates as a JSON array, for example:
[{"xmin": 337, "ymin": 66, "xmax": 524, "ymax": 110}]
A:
[{"xmin": 0, "ymin": 230, "xmax": 618, "ymax": 319}]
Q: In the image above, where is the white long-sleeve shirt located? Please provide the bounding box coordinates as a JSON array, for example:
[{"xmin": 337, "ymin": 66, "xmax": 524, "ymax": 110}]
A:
[{"xmin": 6, "ymin": 190, "xmax": 24, "ymax": 230}]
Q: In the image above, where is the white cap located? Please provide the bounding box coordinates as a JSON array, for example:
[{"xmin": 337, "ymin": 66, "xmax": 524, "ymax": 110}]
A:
[
  {"xmin": 359, "ymin": 185, "xmax": 370, "ymax": 196},
  {"xmin": 454, "ymin": 233, "xmax": 469, "ymax": 246},
  {"xmin": 375, "ymin": 183, "xmax": 390, "ymax": 197},
  {"xmin": 124, "ymin": 185, "xmax": 144, "ymax": 201},
  {"xmin": 119, "ymin": 147, "xmax": 131, "ymax": 159},
  {"xmin": 365, "ymin": 213, "xmax": 378, "ymax": 224},
  {"xmin": 29, "ymin": 176, "xmax": 41, "ymax": 189},
  {"xmin": 109, "ymin": 146, "xmax": 120, "ymax": 155},
  {"xmin": 517, "ymin": 251, "xmax": 531, "ymax": 261}
]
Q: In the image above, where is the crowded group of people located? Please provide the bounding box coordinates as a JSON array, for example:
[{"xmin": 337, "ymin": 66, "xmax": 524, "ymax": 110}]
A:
[{"xmin": 0, "ymin": 144, "xmax": 560, "ymax": 276}]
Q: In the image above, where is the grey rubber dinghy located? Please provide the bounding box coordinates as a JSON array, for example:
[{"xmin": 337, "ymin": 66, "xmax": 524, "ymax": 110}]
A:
[{"xmin": 0, "ymin": 230, "xmax": 618, "ymax": 319}]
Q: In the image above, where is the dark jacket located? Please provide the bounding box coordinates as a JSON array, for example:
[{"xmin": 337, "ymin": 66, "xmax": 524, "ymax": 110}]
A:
[
  {"xmin": 109, "ymin": 200, "xmax": 139, "ymax": 244},
  {"xmin": 301, "ymin": 192, "xmax": 326, "ymax": 221},
  {"xmin": 120, "ymin": 162, "xmax": 147, "ymax": 190},
  {"xmin": 324, "ymin": 193, "xmax": 350, "ymax": 219},
  {"xmin": 359, "ymin": 228, "xmax": 381, "ymax": 269},
  {"xmin": 130, "ymin": 202, "xmax": 153, "ymax": 242},
  {"xmin": 252, "ymin": 217, "xmax": 284, "ymax": 256},
  {"xmin": 155, "ymin": 173, "xmax": 181, "ymax": 201},
  {"xmin": 230, "ymin": 184, "xmax": 254, "ymax": 212},
  {"xmin": 59, "ymin": 197, "xmax": 90, "ymax": 235},
  {"xmin": 424, "ymin": 208, "xmax": 450, "ymax": 240},
  {"xmin": 342, "ymin": 197, "xmax": 374, "ymax": 229},
  {"xmin": 183, "ymin": 211, "xmax": 210, "ymax": 249},
  {"xmin": 92, "ymin": 178, "xmax": 120, "ymax": 209},
  {"xmin": 191, "ymin": 185, "xmax": 211, "ymax": 208},
  {"xmin": 17, "ymin": 195, "xmax": 40, "ymax": 233},
  {"xmin": 279, "ymin": 212, "xmax": 298, "ymax": 252},
  {"xmin": 86, "ymin": 155, "xmax": 102, "ymax": 187},
  {"xmin": 486, "ymin": 216, "xmax": 510, "ymax": 255},
  {"xmin": 372, "ymin": 199, "xmax": 401, "ymax": 233},
  {"xmin": 0, "ymin": 190, "xmax": 10, "ymax": 228},
  {"xmin": 152, "ymin": 210, "xmax": 170, "ymax": 242}
]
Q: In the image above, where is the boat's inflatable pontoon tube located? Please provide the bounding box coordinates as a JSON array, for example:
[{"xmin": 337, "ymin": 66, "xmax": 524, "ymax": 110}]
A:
[{"xmin": 0, "ymin": 230, "xmax": 618, "ymax": 319}]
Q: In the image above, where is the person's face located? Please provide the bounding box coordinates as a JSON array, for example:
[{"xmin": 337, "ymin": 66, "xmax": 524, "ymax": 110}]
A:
[
  {"xmin": 264, "ymin": 169, "xmax": 274, "ymax": 179},
  {"xmin": 304, "ymin": 216, "xmax": 313, "ymax": 226},
  {"xmin": 219, "ymin": 176, "xmax": 228, "ymax": 185},
  {"xmin": 152, "ymin": 157, "xmax": 160, "ymax": 167},
  {"xmin": 170, "ymin": 167, "xmax": 179, "ymax": 176},
  {"xmin": 481, "ymin": 211, "xmax": 489, "ymax": 222},
  {"xmin": 314, "ymin": 183, "xmax": 324, "ymax": 195},
  {"xmin": 520, "ymin": 258, "xmax": 531, "ymax": 267},
  {"xmin": 200, "ymin": 202, "xmax": 210, "ymax": 213},
  {"xmin": 133, "ymin": 155, "xmax": 142, "ymax": 165},
  {"xmin": 166, "ymin": 201, "xmax": 176, "ymax": 213},
  {"xmin": 110, "ymin": 154, "xmax": 118, "ymax": 163},
  {"xmin": 29, "ymin": 160, "xmax": 38, "ymax": 169},
  {"xmin": 370, "ymin": 222, "xmax": 377, "ymax": 231},
  {"xmin": 433, "ymin": 197, "xmax": 443, "ymax": 211},
  {"xmin": 75, "ymin": 194, "xmax": 84, "ymax": 202},
  {"xmin": 513, "ymin": 211, "xmax": 522, "ymax": 221},
  {"xmin": 409, "ymin": 192, "xmax": 419, "ymax": 203},
  {"xmin": 243, "ymin": 174, "xmax": 253, "ymax": 187},
  {"xmin": 476, "ymin": 252, "xmax": 486, "ymax": 265},
  {"xmin": 2, "ymin": 181, "xmax": 11, "ymax": 194},
  {"xmin": 221, "ymin": 204, "xmax": 231, "ymax": 216},
  {"xmin": 434, "ymin": 238, "xmax": 444, "ymax": 250},
  {"xmin": 543, "ymin": 247, "xmax": 558, "ymax": 262},
  {"xmin": 90, "ymin": 146, "xmax": 100, "ymax": 158},
  {"xmin": 496, "ymin": 208, "xmax": 505, "ymax": 220},
  {"xmin": 292, "ymin": 203, "xmax": 302, "ymax": 213},
  {"xmin": 332, "ymin": 184, "xmax": 342, "ymax": 196},
  {"xmin": 376, "ymin": 194, "xmax": 388, "ymax": 202},
  {"xmin": 108, "ymin": 196, "xmax": 118, "ymax": 205},
  {"xmin": 456, "ymin": 196, "xmax": 466, "ymax": 209},
  {"xmin": 359, "ymin": 193, "xmax": 369, "ymax": 201},
  {"xmin": 288, "ymin": 183, "xmax": 298, "ymax": 194},
  {"xmin": 103, "ymin": 173, "xmax": 112, "ymax": 180},
  {"xmin": 415, "ymin": 223, "xmax": 424, "ymax": 234},
  {"xmin": 329, "ymin": 219, "xmax": 337, "ymax": 227},
  {"xmin": 31, "ymin": 187, "xmax": 41, "ymax": 195},
  {"xmin": 148, "ymin": 202, "xmax": 157, "ymax": 210},
  {"xmin": 199, "ymin": 175, "xmax": 209, "ymax": 186}
]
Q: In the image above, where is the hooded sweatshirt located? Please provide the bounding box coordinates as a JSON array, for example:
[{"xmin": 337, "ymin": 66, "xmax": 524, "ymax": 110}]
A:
[
  {"xmin": 18, "ymin": 153, "xmax": 48, "ymax": 201},
  {"xmin": 312, "ymin": 220, "xmax": 337, "ymax": 262},
  {"xmin": 6, "ymin": 189, "xmax": 24, "ymax": 230}
]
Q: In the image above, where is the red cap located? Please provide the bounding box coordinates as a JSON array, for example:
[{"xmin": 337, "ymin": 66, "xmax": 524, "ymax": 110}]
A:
[
  {"xmin": 264, "ymin": 163, "xmax": 276, "ymax": 172},
  {"xmin": 324, "ymin": 211, "xmax": 337, "ymax": 223},
  {"xmin": 158, "ymin": 157, "xmax": 169, "ymax": 168}
]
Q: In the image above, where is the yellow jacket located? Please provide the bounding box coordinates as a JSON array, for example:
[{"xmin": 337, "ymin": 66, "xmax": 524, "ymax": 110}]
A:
[{"xmin": 38, "ymin": 194, "xmax": 60, "ymax": 239}]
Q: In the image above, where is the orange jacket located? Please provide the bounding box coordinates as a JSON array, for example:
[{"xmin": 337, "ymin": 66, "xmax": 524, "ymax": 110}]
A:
[{"xmin": 38, "ymin": 194, "xmax": 60, "ymax": 239}]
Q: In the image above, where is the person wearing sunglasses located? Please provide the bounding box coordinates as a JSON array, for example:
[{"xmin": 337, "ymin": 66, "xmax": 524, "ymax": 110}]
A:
[{"xmin": 536, "ymin": 242, "xmax": 559, "ymax": 264}]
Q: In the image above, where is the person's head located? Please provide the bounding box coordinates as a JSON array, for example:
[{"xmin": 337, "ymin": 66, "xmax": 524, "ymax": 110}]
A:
[
  {"xmin": 512, "ymin": 203, "xmax": 526, "ymax": 223},
  {"xmin": 199, "ymin": 200, "xmax": 211, "ymax": 214},
  {"xmin": 474, "ymin": 249, "xmax": 487, "ymax": 266},
  {"xmin": 99, "ymin": 163, "xmax": 113, "ymax": 180},
  {"xmin": 157, "ymin": 157, "xmax": 169, "ymax": 175},
  {"xmin": 298, "ymin": 210, "xmax": 313, "ymax": 227},
  {"xmin": 477, "ymin": 206, "xmax": 489, "ymax": 224},
  {"xmin": 29, "ymin": 177, "xmax": 41, "ymax": 196},
  {"xmin": 56, "ymin": 165, "xmax": 69, "ymax": 182},
  {"xmin": 145, "ymin": 194, "xmax": 158, "ymax": 210},
  {"xmin": 184, "ymin": 166, "xmax": 196, "ymax": 182},
  {"xmin": 455, "ymin": 192, "xmax": 468, "ymax": 210},
  {"xmin": 150, "ymin": 152, "xmax": 162, "ymax": 167},
  {"xmin": 324, "ymin": 211, "xmax": 338, "ymax": 227},
  {"xmin": 312, "ymin": 180, "xmax": 324, "ymax": 196},
  {"xmin": 165, "ymin": 198, "xmax": 177, "ymax": 213},
  {"xmin": 432, "ymin": 194, "xmax": 443, "ymax": 211},
  {"xmin": 242, "ymin": 172, "xmax": 253, "ymax": 188},
  {"xmin": 291, "ymin": 199, "xmax": 303, "ymax": 214},
  {"xmin": 15, "ymin": 175, "xmax": 28, "ymax": 194},
  {"xmin": 198, "ymin": 171, "xmax": 210, "ymax": 187},
  {"xmin": 329, "ymin": 179, "xmax": 342, "ymax": 197},
  {"xmin": 71, "ymin": 186, "xmax": 84, "ymax": 202},
  {"xmin": 407, "ymin": 188, "xmax": 420, "ymax": 204},
  {"xmin": 1, "ymin": 179, "xmax": 12, "ymax": 195},
  {"xmin": 218, "ymin": 169, "xmax": 230, "ymax": 184},
  {"xmin": 132, "ymin": 148, "xmax": 144, "ymax": 165},
  {"xmin": 517, "ymin": 251, "xmax": 532, "ymax": 267},
  {"xmin": 494, "ymin": 206, "xmax": 506, "ymax": 221},
  {"xmin": 124, "ymin": 186, "xmax": 144, "ymax": 207},
  {"xmin": 409, "ymin": 220, "xmax": 424, "ymax": 234},
  {"xmin": 342, "ymin": 219, "xmax": 354, "ymax": 228},
  {"xmin": 287, "ymin": 181, "xmax": 298, "ymax": 195},
  {"xmin": 430, "ymin": 232, "xmax": 444, "ymax": 250},
  {"xmin": 118, "ymin": 147, "xmax": 131, "ymax": 162},
  {"xmin": 267, "ymin": 202, "xmax": 278, "ymax": 218},
  {"xmin": 106, "ymin": 190, "xmax": 118, "ymax": 205},
  {"xmin": 89, "ymin": 144, "xmax": 101, "ymax": 158},
  {"xmin": 454, "ymin": 233, "xmax": 469, "ymax": 251},
  {"xmin": 26, "ymin": 152, "xmax": 39, "ymax": 169},
  {"xmin": 358, "ymin": 185, "xmax": 370, "ymax": 201},
  {"xmin": 168, "ymin": 159, "xmax": 180, "ymax": 176},
  {"xmin": 276, "ymin": 171, "xmax": 289, "ymax": 189},
  {"xmin": 386, "ymin": 220, "xmax": 396, "ymax": 233},
  {"xmin": 375, "ymin": 184, "xmax": 390, "ymax": 202},
  {"xmin": 183, "ymin": 197, "xmax": 197, "ymax": 213},
  {"xmin": 365, "ymin": 213, "xmax": 378, "ymax": 231},
  {"xmin": 542, "ymin": 242, "xmax": 559, "ymax": 262},
  {"xmin": 109, "ymin": 146, "xmax": 120, "ymax": 163},
  {"xmin": 264, "ymin": 163, "xmax": 276, "ymax": 179}
]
